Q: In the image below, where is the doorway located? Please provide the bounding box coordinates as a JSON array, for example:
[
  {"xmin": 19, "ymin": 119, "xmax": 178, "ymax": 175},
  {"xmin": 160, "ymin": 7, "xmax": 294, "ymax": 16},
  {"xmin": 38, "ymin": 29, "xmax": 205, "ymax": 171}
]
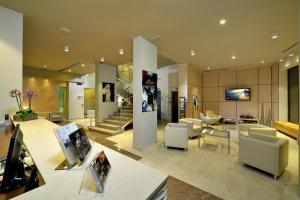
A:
[
  {"xmin": 288, "ymin": 66, "xmax": 299, "ymax": 123},
  {"xmin": 58, "ymin": 87, "xmax": 68, "ymax": 117},
  {"xmin": 171, "ymin": 91, "xmax": 178, "ymax": 123}
]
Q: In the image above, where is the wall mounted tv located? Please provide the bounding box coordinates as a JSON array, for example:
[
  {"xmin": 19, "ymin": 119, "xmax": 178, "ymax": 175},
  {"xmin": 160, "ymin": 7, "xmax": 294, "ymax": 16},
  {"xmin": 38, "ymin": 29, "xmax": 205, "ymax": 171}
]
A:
[{"xmin": 225, "ymin": 88, "xmax": 251, "ymax": 101}]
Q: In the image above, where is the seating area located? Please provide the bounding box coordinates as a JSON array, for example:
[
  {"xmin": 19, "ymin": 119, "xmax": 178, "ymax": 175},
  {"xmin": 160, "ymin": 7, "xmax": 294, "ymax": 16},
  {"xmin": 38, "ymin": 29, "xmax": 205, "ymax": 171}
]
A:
[{"xmin": 37, "ymin": 111, "xmax": 65, "ymax": 122}]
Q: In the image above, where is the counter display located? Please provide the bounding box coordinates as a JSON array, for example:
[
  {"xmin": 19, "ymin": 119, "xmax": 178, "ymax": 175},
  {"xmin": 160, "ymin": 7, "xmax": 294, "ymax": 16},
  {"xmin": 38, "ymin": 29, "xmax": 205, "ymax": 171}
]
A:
[{"xmin": 11, "ymin": 119, "xmax": 167, "ymax": 200}]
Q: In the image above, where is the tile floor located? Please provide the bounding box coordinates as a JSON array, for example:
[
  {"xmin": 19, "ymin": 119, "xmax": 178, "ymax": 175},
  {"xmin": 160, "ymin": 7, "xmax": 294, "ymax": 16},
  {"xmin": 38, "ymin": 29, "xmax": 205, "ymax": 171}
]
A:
[{"xmin": 72, "ymin": 118, "xmax": 299, "ymax": 200}]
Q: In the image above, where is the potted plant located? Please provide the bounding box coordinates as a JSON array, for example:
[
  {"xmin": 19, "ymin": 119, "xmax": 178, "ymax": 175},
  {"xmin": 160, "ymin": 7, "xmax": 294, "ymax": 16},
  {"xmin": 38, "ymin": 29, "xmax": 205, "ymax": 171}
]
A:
[{"xmin": 9, "ymin": 89, "xmax": 38, "ymax": 121}]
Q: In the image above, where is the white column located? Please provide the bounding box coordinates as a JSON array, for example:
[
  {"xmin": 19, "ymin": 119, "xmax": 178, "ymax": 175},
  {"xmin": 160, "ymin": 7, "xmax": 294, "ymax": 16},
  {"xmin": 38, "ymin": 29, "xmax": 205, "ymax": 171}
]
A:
[
  {"xmin": 133, "ymin": 36, "xmax": 158, "ymax": 149},
  {"xmin": 95, "ymin": 63, "xmax": 118, "ymax": 123}
]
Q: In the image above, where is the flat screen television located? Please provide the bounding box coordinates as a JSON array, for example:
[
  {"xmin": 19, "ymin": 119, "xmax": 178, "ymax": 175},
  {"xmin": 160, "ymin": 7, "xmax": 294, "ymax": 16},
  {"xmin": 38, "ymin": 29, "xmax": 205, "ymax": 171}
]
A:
[{"xmin": 225, "ymin": 88, "xmax": 251, "ymax": 101}]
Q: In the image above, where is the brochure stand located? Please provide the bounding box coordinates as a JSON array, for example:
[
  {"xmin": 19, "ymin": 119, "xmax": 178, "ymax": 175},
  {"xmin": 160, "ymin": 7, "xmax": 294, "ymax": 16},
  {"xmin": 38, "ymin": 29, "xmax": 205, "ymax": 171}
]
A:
[
  {"xmin": 54, "ymin": 135, "xmax": 95, "ymax": 171},
  {"xmin": 78, "ymin": 162, "xmax": 112, "ymax": 197}
]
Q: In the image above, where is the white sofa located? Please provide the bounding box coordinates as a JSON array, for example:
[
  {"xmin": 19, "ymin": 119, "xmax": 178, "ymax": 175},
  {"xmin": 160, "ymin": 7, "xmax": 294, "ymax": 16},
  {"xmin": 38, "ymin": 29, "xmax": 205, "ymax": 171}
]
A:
[
  {"xmin": 165, "ymin": 123, "xmax": 188, "ymax": 149},
  {"xmin": 239, "ymin": 132, "xmax": 289, "ymax": 179},
  {"xmin": 238, "ymin": 123, "xmax": 276, "ymax": 137},
  {"xmin": 179, "ymin": 118, "xmax": 202, "ymax": 138}
]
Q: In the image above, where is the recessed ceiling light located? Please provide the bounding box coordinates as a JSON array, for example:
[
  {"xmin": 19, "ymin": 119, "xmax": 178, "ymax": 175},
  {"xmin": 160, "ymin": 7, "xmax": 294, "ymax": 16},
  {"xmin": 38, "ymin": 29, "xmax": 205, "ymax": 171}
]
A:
[
  {"xmin": 279, "ymin": 58, "xmax": 284, "ymax": 62},
  {"xmin": 86, "ymin": 74, "xmax": 89, "ymax": 77},
  {"xmin": 231, "ymin": 55, "xmax": 236, "ymax": 60},
  {"xmin": 289, "ymin": 53, "xmax": 295, "ymax": 57},
  {"xmin": 219, "ymin": 19, "xmax": 226, "ymax": 25},
  {"xmin": 119, "ymin": 48, "xmax": 124, "ymax": 55},
  {"xmin": 81, "ymin": 63, "xmax": 85, "ymax": 67},
  {"xmin": 207, "ymin": 66, "xmax": 211, "ymax": 70},
  {"xmin": 60, "ymin": 27, "xmax": 71, "ymax": 34},
  {"xmin": 43, "ymin": 64, "xmax": 47, "ymax": 68},
  {"xmin": 64, "ymin": 45, "xmax": 70, "ymax": 52},
  {"xmin": 271, "ymin": 32, "xmax": 279, "ymax": 39},
  {"xmin": 260, "ymin": 60, "xmax": 265, "ymax": 64},
  {"xmin": 100, "ymin": 57, "xmax": 105, "ymax": 63},
  {"xmin": 296, "ymin": 58, "xmax": 299, "ymax": 63},
  {"xmin": 190, "ymin": 49, "xmax": 195, "ymax": 56},
  {"xmin": 285, "ymin": 63, "xmax": 290, "ymax": 67},
  {"xmin": 68, "ymin": 69, "xmax": 71, "ymax": 72}
]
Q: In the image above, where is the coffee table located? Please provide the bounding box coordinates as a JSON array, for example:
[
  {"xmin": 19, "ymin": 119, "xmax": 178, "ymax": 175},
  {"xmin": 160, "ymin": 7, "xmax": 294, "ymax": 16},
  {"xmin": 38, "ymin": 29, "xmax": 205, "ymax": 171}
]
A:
[{"xmin": 199, "ymin": 128, "xmax": 230, "ymax": 154}]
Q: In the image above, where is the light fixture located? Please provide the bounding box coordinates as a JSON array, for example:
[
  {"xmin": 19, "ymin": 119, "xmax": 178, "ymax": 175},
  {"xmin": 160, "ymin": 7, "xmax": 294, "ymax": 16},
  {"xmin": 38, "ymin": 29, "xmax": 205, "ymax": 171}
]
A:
[
  {"xmin": 296, "ymin": 58, "xmax": 299, "ymax": 63},
  {"xmin": 81, "ymin": 63, "xmax": 85, "ymax": 67},
  {"xmin": 43, "ymin": 64, "xmax": 47, "ymax": 68},
  {"xmin": 60, "ymin": 27, "xmax": 71, "ymax": 34},
  {"xmin": 219, "ymin": 19, "xmax": 226, "ymax": 25},
  {"xmin": 86, "ymin": 74, "xmax": 89, "ymax": 77},
  {"xmin": 289, "ymin": 53, "xmax": 295, "ymax": 57},
  {"xmin": 100, "ymin": 57, "xmax": 105, "ymax": 63},
  {"xmin": 279, "ymin": 58, "xmax": 284, "ymax": 62},
  {"xmin": 260, "ymin": 60, "xmax": 265, "ymax": 64},
  {"xmin": 64, "ymin": 45, "xmax": 70, "ymax": 52},
  {"xmin": 119, "ymin": 48, "xmax": 124, "ymax": 55},
  {"xmin": 285, "ymin": 63, "xmax": 290, "ymax": 68},
  {"xmin": 271, "ymin": 32, "xmax": 279, "ymax": 39},
  {"xmin": 231, "ymin": 55, "xmax": 236, "ymax": 60},
  {"xmin": 207, "ymin": 66, "xmax": 211, "ymax": 70},
  {"xmin": 68, "ymin": 69, "xmax": 71, "ymax": 72},
  {"xmin": 190, "ymin": 49, "xmax": 195, "ymax": 56}
]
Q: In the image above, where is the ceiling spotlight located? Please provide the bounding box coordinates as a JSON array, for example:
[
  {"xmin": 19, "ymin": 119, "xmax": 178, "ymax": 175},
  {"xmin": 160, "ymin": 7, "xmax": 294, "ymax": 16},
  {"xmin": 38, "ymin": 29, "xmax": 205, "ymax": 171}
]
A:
[
  {"xmin": 271, "ymin": 32, "xmax": 279, "ymax": 39},
  {"xmin": 119, "ymin": 48, "xmax": 124, "ymax": 55},
  {"xmin": 219, "ymin": 19, "xmax": 226, "ymax": 25},
  {"xmin": 68, "ymin": 69, "xmax": 71, "ymax": 72},
  {"xmin": 86, "ymin": 74, "xmax": 89, "ymax": 77},
  {"xmin": 81, "ymin": 63, "xmax": 85, "ymax": 67},
  {"xmin": 285, "ymin": 63, "xmax": 290, "ymax": 68},
  {"xmin": 190, "ymin": 49, "xmax": 195, "ymax": 56},
  {"xmin": 64, "ymin": 45, "xmax": 70, "ymax": 52},
  {"xmin": 207, "ymin": 66, "xmax": 211, "ymax": 70},
  {"xmin": 100, "ymin": 57, "xmax": 105, "ymax": 63},
  {"xmin": 260, "ymin": 60, "xmax": 265, "ymax": 64},
  {"xmin": 43, "ymin": 64, "xmax": 47, "ymax": 68},
  {"xmin": 296, "ymin": 58, "xmax": 299, "ymax": 63},
  {"xmin": 231, "ymin": 55, "xmax": 236, "ymax": 60},
  {"xmin": 289, "ymin": 53, "xmax": 295, "ymax": 57},
  {"xmin": 279, "ymin": 58, "xmax": 284, "ymax": 62},
  {"xmin": 60, "ymin": 27, "xmax": 71, "ymax": 34}
]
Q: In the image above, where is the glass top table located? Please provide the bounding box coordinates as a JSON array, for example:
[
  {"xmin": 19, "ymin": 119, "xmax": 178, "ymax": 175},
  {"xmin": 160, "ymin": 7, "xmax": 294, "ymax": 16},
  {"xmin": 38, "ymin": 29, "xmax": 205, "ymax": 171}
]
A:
[{"xmin": 199, "ymin": 128, "xmax": 230, "ymax": 154}]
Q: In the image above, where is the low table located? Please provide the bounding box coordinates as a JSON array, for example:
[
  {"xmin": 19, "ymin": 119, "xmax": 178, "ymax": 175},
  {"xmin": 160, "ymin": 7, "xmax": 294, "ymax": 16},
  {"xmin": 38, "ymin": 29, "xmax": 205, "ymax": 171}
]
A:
[{"xmin": 199, "ymin": 128, "xmax": 230, "ymax": 154}]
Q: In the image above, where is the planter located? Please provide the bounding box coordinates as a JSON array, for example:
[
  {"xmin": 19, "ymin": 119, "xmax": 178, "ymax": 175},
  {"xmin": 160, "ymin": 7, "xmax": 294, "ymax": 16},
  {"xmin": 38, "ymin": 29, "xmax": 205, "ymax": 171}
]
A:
[{"xmin": 13, "ymin": 110, "xmax": 38, "ymax": 121}]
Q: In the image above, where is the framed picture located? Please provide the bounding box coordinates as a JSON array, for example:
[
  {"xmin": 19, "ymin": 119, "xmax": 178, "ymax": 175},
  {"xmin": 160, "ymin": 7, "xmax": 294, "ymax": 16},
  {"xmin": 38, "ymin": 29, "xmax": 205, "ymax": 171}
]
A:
[
  {"xmin": 142, "ymin": 70, "xmax": 157, "ymax": 112},
  {"xmin": 102, "ymin": 82, "xmax": 115, "ymax": 102}
]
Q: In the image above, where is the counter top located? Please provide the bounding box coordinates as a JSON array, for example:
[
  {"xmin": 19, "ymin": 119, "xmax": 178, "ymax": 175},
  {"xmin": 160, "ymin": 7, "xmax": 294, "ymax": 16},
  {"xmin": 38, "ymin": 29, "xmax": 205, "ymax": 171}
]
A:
[{"xmin": 12, "ymin": 119, "xmax": 167, "ymax": 200}]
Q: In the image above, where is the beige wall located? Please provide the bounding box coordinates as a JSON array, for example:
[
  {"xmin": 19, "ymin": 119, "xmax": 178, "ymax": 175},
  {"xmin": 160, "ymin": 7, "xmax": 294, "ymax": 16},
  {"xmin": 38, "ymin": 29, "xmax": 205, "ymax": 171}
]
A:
[
  {"xmin": 23, "ymin": 76, "xmax": 67, "ymax": 112},
  {"xmin": 202, "ymin": 66, "xmax": 279, "ymax": 121},
  {"xmin": 84, "ymin": 88, "xmax": 96, "ymax": 115},
  {"xmin": 0, "ymin": 6, "xmax": 23, "ymax": 121},
  {"xmin": 178, "ymin": 64, "xmax": 202, "ymax": 119}
]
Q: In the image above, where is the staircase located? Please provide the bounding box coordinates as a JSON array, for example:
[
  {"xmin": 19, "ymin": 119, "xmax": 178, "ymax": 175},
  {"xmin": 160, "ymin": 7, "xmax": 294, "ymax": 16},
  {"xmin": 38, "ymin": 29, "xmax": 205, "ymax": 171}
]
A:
[
  {"xmin": 89, "ymin": 108, "xmax": 133, "ymax": 136},
  {"xmin": 89, "ymin": 66, "xmax": 133, "ymax": 135}
]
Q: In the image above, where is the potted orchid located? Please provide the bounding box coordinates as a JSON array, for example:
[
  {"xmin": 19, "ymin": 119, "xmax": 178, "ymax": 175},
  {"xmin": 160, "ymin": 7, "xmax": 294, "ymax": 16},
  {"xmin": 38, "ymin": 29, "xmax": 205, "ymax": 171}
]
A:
[{"xmin": 9, "ymin": 89, "xmax": 38, "ymax": 121}]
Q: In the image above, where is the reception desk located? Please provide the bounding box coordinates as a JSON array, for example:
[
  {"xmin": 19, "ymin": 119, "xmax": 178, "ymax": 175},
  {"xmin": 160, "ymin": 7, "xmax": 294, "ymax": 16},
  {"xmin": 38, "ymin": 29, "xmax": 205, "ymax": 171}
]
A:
[{"xmin": 11, "ymin": 119, "xmax": 167, "ymax": 200}]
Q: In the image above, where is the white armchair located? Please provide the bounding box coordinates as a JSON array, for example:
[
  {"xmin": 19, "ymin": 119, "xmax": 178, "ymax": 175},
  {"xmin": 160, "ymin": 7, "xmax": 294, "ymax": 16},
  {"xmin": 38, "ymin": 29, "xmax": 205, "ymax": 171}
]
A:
[
  {"xmin": 199, "ymin": 113, "xmax": 220, "ymax": 127},
  {"xmin": 165, "ymin": 123, "xmax": 188, "ymax": 149},
  {"xmin": 206, "ymin": 110, "xmax": 221, "ymax": 121},
  {"xmin": 238, "ymin": 124, "xmax": 276, "ymax": 137},
  {"xmin": 179, "ymin": 118, "xmax": 202, "ymax": 138},
  {"xmin": 239, "ymin": 133, "xmax": 289, "ymax": 179}
]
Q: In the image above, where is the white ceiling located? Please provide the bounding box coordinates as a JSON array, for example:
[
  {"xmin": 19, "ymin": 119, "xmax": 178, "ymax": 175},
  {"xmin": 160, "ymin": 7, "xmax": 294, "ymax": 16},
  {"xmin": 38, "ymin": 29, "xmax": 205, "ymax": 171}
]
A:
[{"xmin": 0, "ymin": 0, "xmax": 298, "ymax": 74}]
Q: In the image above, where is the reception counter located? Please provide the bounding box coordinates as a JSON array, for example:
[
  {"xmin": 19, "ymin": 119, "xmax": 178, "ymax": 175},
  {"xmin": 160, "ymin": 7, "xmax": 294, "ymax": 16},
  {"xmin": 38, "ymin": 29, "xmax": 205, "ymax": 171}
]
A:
[{"xmin": 11, "ymin": 119, "xmax": 167, "ymax": 200}]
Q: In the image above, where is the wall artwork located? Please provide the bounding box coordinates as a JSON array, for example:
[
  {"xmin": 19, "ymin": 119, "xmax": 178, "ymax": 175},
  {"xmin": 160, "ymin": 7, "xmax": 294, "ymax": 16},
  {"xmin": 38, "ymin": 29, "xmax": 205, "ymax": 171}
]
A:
[
  {"xmin": 102, "ymin": 82, "xmax": 115, "ymax": 102},
  {"xmin": 142, "ymin": 70, "xmax": 157, "ymax": 112}
]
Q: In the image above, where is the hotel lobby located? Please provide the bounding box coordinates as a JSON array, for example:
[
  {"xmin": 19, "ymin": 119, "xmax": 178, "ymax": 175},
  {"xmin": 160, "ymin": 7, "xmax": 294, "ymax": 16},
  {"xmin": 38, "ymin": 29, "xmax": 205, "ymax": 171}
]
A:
[{"xmin": 0, "ymin": 1, "xmax": 299, "ymax": 200}]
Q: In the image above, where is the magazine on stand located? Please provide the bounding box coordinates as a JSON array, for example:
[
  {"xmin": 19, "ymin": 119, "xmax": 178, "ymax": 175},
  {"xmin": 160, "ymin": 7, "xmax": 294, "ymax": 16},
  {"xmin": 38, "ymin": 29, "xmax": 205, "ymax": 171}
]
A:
[
  {"xmin": 88, "ymin": 151, "xmax": 111, "ymax": 193},
  {"xmin": 55, "ymin": 123, "xmax": 79, "ymax": 166},
  {"xmin": 69, "ymin": 128, "xmax": 92, "ymax": 162}
]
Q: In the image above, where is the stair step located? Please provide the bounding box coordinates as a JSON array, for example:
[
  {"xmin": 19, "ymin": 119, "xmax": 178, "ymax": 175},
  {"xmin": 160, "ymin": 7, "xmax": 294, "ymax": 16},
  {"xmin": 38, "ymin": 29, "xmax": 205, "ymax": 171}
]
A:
[
  {"xmin": 110, "ymin": 115, "xmax": 130, "ymax": 121},
  {"xmin": 116, "ymin": 112, "xmax": 133, "ymax": 117},
  {"xmin": 104, "ymin": 119, "xmax": 125, "ymax": 125},
  {"xmin": 97, "ymin": 123, "xmax": 121, "ymax": 130},
  {"xmin": 88, "ymin": 126, "xmax": 122, "ymax": 136}
]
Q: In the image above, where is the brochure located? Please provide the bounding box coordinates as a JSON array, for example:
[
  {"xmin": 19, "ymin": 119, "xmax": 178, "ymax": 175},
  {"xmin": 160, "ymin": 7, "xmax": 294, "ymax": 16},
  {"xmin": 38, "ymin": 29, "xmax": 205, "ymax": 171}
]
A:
[
  {"xmin": 88, "ymin": 151, "xmax": 111, "ymax": 193},
  {"xmin": 69, "ymin": 128, "xmax": 92, "ymax": 161}
]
